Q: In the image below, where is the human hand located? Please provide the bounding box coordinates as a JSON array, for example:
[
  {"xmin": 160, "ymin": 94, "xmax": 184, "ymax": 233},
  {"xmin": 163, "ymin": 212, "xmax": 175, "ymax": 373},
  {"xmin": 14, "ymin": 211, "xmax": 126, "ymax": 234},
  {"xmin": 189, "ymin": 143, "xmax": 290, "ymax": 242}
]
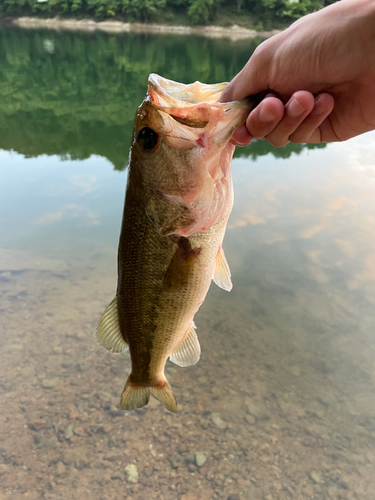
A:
[{"xmin": 220, "ymin": 0, "xmax": 375, "ymax": 147}]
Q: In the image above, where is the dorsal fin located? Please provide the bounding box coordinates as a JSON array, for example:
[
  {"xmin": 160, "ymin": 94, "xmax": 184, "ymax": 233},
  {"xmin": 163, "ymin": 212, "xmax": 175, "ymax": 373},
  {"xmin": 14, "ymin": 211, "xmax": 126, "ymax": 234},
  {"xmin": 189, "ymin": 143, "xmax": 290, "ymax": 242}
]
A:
[
  {"xmin": 169, "ymin": 322, "xmax": 201, "ymax": 367},
  {"xmin": 213, "ymin": 247, "xmax": 232, "ymax": 292},
  {"xmin": 96, "ymin": 296, "xmax": 128, "ymax": 353}
]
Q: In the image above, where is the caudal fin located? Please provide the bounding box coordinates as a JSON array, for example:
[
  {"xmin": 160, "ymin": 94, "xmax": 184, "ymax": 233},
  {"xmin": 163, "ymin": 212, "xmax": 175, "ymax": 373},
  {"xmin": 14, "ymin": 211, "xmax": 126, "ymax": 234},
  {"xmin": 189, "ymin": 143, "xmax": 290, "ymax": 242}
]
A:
[
  {"xmin": 120, "ymin": 376, "xmax": 177, "ymax": 413},
  {"xmin": 150, "ymin": 380, "xmax": 177, "ymax": 412}
]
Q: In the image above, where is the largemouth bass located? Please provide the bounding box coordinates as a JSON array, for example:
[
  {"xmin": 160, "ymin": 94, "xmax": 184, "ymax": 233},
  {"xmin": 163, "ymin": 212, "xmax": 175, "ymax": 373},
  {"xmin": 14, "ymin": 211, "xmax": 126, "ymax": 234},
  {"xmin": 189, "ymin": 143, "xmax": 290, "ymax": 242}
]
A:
[{"xmin": 97, "ymin": 74, "xmax": 251, "ymax": 412}]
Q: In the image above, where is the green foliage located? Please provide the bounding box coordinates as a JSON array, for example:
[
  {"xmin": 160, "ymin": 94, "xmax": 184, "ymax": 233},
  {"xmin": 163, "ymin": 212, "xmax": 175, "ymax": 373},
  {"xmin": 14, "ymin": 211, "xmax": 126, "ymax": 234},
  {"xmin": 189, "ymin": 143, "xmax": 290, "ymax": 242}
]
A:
[
  {"xmin": 0, "ymin": 0, "xmax": 339, "ymax": 25},
  {"xmin": 282, "ymin": 0, "xmax": 323, "ymax": 19},
  {"xmin": 188, "ymin": 0, "xmax": 215, "ymax": 24},
  {"xmin": 0, "ymin": 0, "xmax": 166, "ymax": 21},
  {"xmin": 122, "ymin": 0, "xmax": 167, "ymax": 22}
]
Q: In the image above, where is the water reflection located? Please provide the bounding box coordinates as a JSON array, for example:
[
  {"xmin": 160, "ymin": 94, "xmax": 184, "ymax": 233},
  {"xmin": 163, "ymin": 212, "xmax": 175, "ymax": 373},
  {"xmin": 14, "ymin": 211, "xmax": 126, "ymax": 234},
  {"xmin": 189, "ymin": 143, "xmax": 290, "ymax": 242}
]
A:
[
  {"xmin": 0, "ymin": 27, "xmax": 325, "ymax": 169},
  {"xmin": 1, "ymin": 26, "xmax": 375, "ymax": 500}
]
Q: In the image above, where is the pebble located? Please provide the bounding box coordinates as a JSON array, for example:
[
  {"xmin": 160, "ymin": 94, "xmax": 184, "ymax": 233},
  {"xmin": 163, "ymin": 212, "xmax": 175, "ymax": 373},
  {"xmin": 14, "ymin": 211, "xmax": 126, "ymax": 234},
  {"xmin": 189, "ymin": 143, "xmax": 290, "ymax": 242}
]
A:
[
  {"xmin": 69, "ymin": 408, "xmax": 79, "ymax": 420},
  {"xmin": 42, "ymin": 378, "xmax": 59, "ymax": 388},
  {"xmin": 29, "ymin": 418, "xmax": 48, "ymax": 431},
  {"xmin": 103, "ymin": 451, "xmax": 123, "ymax": 462},
  {"xmin": 289, "ymin": 365, "xmax": 300, "ymax": 376},
  {"xmin": 194, "ymin": 451, "xmax": 207, "ymax": 467},
  {"xmin": 56, "ymin": 461, "xmax": 65, "ymax": 476},
  {"xmin": 33, "ymin": 434, "xmax": 59, "ymax": 449},
  {"xmin": 210, "ymin": 413, "xmax": 227, "ymax": 430},
  {"xmin": 124, "ymin": 463, "xmax": 138, "ymax": 484},
  {"xmin": 64, "ymin": 423, "xmax": 74, "ymax": 440},
  {"xmin": 244, "ymin": 415, "xmax": 256, "ymax": 425},
  {"xmin": 245, "ymin": 400, "xmax": 270, "ymax": 421},
  {"xmin": 0, "ymin": 464, "xmax": 9, "ymax": 475},
  {"xmin": 62, "ymin": 447, "xmax": 90, "ymax": 468},
  {"xmin": 73, "ymin": 426, "xmax": 85, "ymax": 437},
  {"xmin": 309, "ymin": 471, "xmax": 321, "ymax": 484}
]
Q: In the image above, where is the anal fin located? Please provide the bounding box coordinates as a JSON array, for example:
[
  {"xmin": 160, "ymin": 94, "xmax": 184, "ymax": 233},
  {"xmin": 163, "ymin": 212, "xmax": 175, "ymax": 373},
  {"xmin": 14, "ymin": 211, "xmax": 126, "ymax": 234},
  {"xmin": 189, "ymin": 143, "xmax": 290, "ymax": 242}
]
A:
[
  {"xmin": 213, "ymin": 247, "xmax": 232, "ymax": 292},
  {"xmin": 169, "ymin": 322, "xmax": 201, "ymax": 367},
  {"xmin": 96, "ymin": 296, "xmax": 128, "ymax": 353}
]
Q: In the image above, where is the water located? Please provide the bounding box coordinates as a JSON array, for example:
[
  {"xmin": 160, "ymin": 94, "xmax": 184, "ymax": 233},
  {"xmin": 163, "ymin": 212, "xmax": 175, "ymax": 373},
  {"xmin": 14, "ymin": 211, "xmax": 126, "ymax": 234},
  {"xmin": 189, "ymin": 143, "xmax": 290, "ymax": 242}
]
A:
[{"xmin": 1, "ymin": 26, "xmax": 375, "ymax": 500}]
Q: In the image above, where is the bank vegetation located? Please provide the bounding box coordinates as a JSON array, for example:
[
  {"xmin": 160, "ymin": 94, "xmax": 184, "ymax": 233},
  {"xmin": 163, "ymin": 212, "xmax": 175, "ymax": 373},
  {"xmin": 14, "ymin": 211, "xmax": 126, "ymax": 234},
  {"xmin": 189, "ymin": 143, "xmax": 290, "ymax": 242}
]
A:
[{"xmin": 1, "ymin": 0, "xmax": 339, "ymax": 30}]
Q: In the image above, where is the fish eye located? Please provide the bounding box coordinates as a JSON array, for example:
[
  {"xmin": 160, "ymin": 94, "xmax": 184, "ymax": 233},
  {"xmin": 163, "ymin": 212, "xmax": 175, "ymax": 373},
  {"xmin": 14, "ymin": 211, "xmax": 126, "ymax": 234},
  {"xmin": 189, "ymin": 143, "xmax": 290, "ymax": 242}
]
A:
[{"xmin": 137, "ymin": 127, "xmax": 158, "ymax": 150}]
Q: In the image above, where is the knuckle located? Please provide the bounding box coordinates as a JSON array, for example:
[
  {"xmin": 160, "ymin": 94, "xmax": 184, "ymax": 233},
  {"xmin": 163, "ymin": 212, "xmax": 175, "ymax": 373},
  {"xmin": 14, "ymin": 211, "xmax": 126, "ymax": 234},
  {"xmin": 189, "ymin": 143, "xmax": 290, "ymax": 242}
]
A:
[
  {"xmin": 288, "ymin": 132, "xmax": 305, "ymax": 144},
  {"xmin": 268, "ymin": 137, "xmax": 289, "ymax": 148}
]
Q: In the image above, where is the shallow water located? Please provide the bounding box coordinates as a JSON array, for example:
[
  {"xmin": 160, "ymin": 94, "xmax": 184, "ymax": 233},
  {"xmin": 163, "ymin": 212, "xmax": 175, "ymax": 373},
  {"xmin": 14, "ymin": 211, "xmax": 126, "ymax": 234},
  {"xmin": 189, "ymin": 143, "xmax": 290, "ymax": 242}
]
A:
[{"xmin": 1, "ymin": 27, "xmax": 375, "ymax": 500}]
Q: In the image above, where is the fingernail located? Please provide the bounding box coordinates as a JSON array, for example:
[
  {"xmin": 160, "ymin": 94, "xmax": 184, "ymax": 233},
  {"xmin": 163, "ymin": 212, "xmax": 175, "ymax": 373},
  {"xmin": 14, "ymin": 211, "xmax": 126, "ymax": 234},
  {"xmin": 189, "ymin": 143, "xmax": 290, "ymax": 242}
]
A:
[
  {"xmin": 311, "ymin": 95, "xmax": 324, "ymax": 115},
  {"xmin": 287, "ymin": 97, "xmax": 305, "ymax": 117},
  {"xmin": 259, "ymin": 105, "xmax": 276, "ymax": 122},
  {"xmin": 233, "ymin": 139, "xmax": 252, "ymax": 147}
]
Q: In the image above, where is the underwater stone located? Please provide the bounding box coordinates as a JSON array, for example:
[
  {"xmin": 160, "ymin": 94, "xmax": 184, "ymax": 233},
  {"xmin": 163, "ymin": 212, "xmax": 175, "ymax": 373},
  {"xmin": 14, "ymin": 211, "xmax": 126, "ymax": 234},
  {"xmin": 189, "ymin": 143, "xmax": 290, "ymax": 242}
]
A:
[
  {"xmin": 210, "ymin": 413, "xmax": 227, "ymax": 430},
  {"xmin": 64, "ymin": 423, "xmax": 74, "ymax": 440},
  {"xmin": 309, "ymin": 471, "xmax": 322, "ymax": 484},
  {"xmin": 56, "ymin": 461, "xmax": 66, "ymax": 476},
  {"xmin": 124, "ymin": 463, "xmax": 138, "ymax": 483},
  {"xmin": 194, "ymin": 451, "xmax": 207, "ymax": 467}
]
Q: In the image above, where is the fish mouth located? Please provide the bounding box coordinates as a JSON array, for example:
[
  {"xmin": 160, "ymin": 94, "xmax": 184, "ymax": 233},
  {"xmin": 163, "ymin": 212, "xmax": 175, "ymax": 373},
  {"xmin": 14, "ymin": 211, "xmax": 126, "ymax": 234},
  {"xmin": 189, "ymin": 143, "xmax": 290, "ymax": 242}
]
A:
[
  {"xmin": 146, "ymin": 73, "xmax": 252, "ymax": 149},
  {"xmin": 148, "ymin": 73, "xmax": 227, "ymax": 106}
]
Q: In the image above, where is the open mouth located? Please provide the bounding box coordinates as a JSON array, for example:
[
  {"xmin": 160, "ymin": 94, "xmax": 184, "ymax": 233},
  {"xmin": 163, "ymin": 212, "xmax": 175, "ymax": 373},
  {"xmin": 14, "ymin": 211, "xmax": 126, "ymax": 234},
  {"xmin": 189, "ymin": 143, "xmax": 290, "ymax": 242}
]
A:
[{"xmin": 148, "ymin": 73, "xmax": 227, "ymax": 106}]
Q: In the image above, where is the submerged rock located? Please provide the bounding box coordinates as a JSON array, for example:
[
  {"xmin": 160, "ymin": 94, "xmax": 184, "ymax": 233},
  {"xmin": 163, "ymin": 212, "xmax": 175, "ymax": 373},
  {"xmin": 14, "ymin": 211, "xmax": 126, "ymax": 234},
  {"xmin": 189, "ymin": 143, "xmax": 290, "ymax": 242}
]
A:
[
  {"xmin": 42, "ymin": 378, "xmax": 59, "ymax": 389},
  {"xmin": 124, "ymin": 463, "xmax": 138, "ymax": 483},
  {"xmin": 210, "ymin": 413, "xmax": 227, "ymax": 430},
  {"xmin": 56, "ymin": 461, "xmax": 66, "ymax": 476},
  {"xmin": 309, "ymin": 471, "xmax": 322, "ymax": 484},
  {"xmin": 245, "ymin": 400, "xmax": 270, "ymax": 421},
  {"xmin": 64, "ymin": 423, "xmax": 74, "ymax": 440},
  {"xmin": 194, "ymin": 451, "xmax": 207, "ymax": 467}
]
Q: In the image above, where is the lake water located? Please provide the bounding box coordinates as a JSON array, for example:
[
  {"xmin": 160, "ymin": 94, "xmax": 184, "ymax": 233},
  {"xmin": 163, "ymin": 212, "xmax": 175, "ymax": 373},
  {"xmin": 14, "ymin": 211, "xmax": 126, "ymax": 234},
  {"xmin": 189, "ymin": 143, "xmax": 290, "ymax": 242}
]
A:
[{"xmin": 1, "ymin": 26, "xmax": 375, "ymax": 500}]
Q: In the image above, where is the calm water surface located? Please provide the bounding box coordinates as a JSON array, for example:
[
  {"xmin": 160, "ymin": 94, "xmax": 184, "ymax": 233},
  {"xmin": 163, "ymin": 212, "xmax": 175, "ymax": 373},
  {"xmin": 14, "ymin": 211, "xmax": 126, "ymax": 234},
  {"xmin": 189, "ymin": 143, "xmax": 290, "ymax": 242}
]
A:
[{"xmin": 1, "ymin": 27, "xmax": 375, "ymax": 500}]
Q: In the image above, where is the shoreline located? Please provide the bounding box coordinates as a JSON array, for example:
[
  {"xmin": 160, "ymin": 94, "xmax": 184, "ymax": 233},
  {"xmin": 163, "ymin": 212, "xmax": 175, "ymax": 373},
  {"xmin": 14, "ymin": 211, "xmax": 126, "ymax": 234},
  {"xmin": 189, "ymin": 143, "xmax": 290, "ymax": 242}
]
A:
[{"xmin": 1, "ymin": 16, "xmax": 281, "ymax": 40}]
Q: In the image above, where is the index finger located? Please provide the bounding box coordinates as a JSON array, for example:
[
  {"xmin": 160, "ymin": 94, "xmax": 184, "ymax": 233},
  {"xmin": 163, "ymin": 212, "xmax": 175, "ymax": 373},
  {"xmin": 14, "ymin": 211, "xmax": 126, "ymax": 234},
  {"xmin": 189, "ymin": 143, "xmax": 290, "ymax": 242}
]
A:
[{"xmin": 218, "ymin": 42, "xmax": 273, "ymax": 103}]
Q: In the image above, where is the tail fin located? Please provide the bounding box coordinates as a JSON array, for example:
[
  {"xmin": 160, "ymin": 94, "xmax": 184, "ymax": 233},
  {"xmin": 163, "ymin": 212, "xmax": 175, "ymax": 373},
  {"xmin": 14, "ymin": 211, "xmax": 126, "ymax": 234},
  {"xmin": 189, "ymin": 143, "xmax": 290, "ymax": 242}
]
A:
[
  {"xmin": 150, "ymin": 380, "xmax": 177, "ymax": 413},
  {"xmin": 120, "ymin": 376, "xmax": 177, "ymax": 413},
  {"xmin": 120, "ymin": 378, "xmax": 150, "ymax": 410}
]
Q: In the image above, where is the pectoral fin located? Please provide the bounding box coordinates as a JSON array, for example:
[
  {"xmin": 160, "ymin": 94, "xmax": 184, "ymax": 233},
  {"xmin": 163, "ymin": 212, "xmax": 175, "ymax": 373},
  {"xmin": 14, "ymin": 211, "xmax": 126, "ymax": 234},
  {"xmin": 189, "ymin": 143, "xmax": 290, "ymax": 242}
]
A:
[
  {"xmin": 169, "ymin": 322, "xmax": 201, "ymax": 367},
  {"xmin": 213, "ymin": 247, "xmax": 232, "ymax": 292},
  {"xmin": 145, "ymin": 191, "xmax": 193, "ymax": 236},
  {"xmin": 96, "ymin": 296, "xmax": 128, "ymax": 353},
  {"xmin": 164, "ymin": 237, "xmax": 201, "ymax": 291}
]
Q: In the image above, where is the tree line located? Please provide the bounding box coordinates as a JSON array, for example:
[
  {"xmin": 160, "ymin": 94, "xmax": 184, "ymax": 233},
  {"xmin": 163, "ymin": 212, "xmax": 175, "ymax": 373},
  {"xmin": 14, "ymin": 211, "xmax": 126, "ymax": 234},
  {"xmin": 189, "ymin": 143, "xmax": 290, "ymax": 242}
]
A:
[{"xmin": 0, "ymin": 0, "xmax": 338, "ymax": 29}]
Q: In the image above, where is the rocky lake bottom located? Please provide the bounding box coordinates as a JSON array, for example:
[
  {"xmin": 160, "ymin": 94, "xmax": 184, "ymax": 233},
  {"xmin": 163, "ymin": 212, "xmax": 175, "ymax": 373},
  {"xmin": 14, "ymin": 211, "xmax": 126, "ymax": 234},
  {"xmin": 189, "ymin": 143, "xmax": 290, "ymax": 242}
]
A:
[{"xmin": 1, "ymin": 241, "xmax": 375, "ymax": 500}]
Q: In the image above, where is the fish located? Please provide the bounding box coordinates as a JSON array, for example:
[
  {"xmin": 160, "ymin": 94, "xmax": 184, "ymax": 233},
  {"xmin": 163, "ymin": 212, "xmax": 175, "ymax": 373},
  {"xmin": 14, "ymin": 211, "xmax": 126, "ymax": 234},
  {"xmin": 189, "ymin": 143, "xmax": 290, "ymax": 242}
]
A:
[{"xmin": 96, "ymin": 73, "xmax": 251, "ymax": 412}]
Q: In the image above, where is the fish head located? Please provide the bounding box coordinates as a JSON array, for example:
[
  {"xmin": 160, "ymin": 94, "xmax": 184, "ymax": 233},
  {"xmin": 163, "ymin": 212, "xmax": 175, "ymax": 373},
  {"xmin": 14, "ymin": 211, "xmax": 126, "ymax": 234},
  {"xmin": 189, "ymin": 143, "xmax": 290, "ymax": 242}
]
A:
[{"xmin": 130, "ymin": 73, "xmax": 252, "ymax": 236}]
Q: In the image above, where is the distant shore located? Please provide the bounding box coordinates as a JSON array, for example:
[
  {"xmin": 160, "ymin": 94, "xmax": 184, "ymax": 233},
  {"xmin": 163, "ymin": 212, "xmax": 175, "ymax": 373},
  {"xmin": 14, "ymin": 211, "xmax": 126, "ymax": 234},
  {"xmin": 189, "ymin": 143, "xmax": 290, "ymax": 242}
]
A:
[{"xmin": 1, "ymin": 16, "xmax": 280, "ymax": 40}]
